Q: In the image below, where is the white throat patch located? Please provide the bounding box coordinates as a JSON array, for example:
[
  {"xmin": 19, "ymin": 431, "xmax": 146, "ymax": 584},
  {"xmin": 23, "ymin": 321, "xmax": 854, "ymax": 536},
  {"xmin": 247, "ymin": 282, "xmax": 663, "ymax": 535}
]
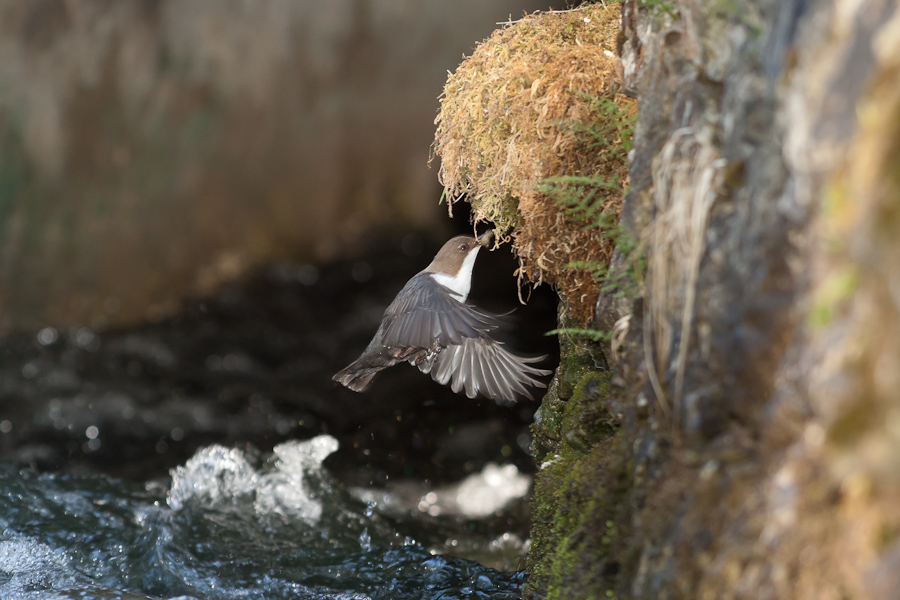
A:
[{"xmin": 430, "ymin": 247, "xmax": 480, "ymax": 302}]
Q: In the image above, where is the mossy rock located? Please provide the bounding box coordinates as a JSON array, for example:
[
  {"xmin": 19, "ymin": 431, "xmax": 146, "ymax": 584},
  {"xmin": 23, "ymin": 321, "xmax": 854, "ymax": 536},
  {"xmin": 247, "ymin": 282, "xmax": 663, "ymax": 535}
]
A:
[
  {"xmin": 532, "ymin": 304, "xmax": 611, "ymax": 461},
  {"xmin": 534, "ymin": 342, "xmax": 613, "ymax": 450},
  {"xmin": 527, "ymin": 433, "xmax": 630, "ymax": 600}
]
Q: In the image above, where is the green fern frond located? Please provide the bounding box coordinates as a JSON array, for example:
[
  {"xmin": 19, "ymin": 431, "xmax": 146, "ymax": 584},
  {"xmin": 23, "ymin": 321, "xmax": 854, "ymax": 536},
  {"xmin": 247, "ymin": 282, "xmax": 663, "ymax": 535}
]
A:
[{"xmin": 543, "ymin": 92, "xmax": 641, "ymax": 342}]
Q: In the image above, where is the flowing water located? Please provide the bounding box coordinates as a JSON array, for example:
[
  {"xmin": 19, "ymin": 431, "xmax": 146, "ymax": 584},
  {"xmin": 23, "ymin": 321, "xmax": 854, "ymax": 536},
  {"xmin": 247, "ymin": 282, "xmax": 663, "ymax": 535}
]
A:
[
  {"xmin": 0, "ymin": 232, "xmax": 558, "ymax": 600},
  {"xmin": 0, "ymin": 436, "xmax": 528, "ymax": 599}
]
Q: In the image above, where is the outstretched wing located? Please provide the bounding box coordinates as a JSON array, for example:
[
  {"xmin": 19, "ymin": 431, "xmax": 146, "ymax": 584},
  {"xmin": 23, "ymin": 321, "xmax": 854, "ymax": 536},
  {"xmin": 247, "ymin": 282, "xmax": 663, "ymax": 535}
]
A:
[
  {"xmin": 419, "ymin": 336, "xmax": 552, "ymax": 404},
  {"xmin": 380, "ymin": 273, "xmax": 499, "ymax": 349}
]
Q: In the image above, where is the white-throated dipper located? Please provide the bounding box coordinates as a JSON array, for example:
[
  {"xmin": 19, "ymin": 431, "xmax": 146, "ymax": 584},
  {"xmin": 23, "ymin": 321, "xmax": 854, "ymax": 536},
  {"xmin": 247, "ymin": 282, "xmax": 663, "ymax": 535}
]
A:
[{"xmin": 333, "ymin": 230, "xmax": 551, "ymax": 403}]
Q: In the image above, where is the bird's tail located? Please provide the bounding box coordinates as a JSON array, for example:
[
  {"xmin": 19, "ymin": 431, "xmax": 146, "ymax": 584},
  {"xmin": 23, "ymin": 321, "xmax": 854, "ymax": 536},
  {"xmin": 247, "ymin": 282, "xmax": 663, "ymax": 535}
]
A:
[{"xmin": 332, "ymin": 362, "xmax": 379, "ymax": 392}]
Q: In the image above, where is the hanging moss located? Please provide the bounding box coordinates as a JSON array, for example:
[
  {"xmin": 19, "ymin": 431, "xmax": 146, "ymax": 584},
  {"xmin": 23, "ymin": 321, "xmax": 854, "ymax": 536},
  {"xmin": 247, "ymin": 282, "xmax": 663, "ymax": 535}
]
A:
[{"xmin": 433, "ymin": 4, "xmax": 634, "ymax": 324}]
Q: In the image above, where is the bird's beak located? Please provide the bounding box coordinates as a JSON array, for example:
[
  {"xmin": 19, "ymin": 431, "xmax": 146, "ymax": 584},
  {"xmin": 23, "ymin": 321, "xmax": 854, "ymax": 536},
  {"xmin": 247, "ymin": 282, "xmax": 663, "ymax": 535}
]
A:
[{"xmin": 477, "ymin": 229, "xmax": 495, "ymax": 249}]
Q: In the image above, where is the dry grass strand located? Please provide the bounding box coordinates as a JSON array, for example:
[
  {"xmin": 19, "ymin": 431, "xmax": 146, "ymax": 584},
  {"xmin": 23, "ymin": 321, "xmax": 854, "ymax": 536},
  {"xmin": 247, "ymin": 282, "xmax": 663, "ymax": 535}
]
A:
[{"xmin": 646, "ymin": 127, "xmax": 724, "ymax": 414}]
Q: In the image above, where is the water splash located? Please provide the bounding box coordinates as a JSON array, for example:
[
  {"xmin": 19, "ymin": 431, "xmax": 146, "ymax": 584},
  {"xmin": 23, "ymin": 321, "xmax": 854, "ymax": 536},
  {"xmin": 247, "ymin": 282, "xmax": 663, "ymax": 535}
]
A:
[
  {"xmin": 359, "ymin": 462, "xmax": 530, "ymax": 519},
  {"xmin": 254, "ymin": 435, "xmax": 340, "ymax": 522},
  {"xmin": 167, "ymin": 445, "xmax": 258, "ymax": 510},
  {"xmin": 0, "ymin": 540, "xmax": 78, "ymax": 594},
  {"xmin": 454, "ymin": 463, "xmax": 531, "ymax": 518},
  {"xmin": 0, "ymin": 440, "xmax": 526, "ymax": 600},
  {"xmin": 167, "ymin": 435, "xmax": 339, "ymax": 524}
]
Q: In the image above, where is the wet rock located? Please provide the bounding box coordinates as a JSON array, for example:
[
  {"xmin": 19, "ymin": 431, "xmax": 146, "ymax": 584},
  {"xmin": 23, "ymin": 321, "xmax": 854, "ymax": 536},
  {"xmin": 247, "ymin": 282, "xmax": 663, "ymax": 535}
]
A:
[{"xmin": 524, "ymin": 0, "xmax": 900, "ymax": 598}]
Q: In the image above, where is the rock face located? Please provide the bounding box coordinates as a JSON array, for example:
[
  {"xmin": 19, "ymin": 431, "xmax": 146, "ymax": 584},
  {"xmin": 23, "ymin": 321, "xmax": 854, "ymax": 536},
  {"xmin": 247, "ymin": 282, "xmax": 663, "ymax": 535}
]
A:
[
  {"xmin": 0, "ymin": 0, "xmax": 556, "ymax": 332},
  {"xmin": 528, "ymin": 0, "xmax": 900, "ymax": 598}
]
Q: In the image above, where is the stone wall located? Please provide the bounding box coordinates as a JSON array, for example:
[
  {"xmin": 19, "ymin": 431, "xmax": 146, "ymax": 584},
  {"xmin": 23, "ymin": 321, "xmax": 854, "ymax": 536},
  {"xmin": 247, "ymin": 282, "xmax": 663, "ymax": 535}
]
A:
[{"xmin": 0, "ymin": 0, "xmax": 555, "ymax": 332}]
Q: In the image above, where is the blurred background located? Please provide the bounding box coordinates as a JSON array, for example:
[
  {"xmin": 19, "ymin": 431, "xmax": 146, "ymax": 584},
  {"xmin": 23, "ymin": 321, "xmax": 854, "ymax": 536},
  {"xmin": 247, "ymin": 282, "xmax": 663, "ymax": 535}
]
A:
[
  {"xmin": 0, "ymin": 0, "xmax": 565, "ymax": 334},
  {"xmin": 0, "ymin": 5, "xmax": 567, "ymax": 596},
  {"xmin": 0, "ymin": 0, "xmax": 568, "ymax": 508}
]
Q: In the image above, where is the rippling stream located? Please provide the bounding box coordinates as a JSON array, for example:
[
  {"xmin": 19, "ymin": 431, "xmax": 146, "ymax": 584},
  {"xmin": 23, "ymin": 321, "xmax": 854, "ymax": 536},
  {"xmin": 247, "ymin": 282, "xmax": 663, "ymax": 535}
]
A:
[
  {"xmin": 1, "ymin": 436, "xmax": 529, "ymax": 599},
  {"xmin": 0, "ymin": 231, "xmax": 559, "ymax": 600}
]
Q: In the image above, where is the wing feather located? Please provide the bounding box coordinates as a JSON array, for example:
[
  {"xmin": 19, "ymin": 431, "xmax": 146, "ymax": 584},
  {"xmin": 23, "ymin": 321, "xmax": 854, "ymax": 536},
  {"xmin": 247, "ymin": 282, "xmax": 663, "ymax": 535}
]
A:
[
  {"xmin": 420, "ymin": 335, "xmax": 551, "ymax": 403},
  {"xmin": 381, "ymin": 274, "xmax": 499, "ymax": 350},
  {"xmin": 431, "ymin": 346, "xmax": 451, "ymax": 384}
]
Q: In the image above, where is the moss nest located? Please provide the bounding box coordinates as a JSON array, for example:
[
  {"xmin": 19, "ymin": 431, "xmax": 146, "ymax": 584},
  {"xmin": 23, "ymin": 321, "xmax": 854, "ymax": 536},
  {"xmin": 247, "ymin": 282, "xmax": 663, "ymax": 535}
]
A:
[{"xmin": 434, "ymin": 3, "xmax": 635, "ymax": 324}]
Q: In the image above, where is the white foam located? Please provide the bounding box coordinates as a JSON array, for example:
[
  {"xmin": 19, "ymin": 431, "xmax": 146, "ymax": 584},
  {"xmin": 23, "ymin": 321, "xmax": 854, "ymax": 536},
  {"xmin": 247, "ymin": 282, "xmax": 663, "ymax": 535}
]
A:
[
  {"xmin": 167, "ymin": 436, "xmax": 339, "ymax": 524},
  {"xmin": 167, "ymin": 445, "xmax": 258, "ymax": 511},
  {"xmin": 254, "ymin": 436, "xmax": 340, "ymax": 523},
  {"xmin": 454, "ymin": 463, "xmax": 530, "ymax": 518},
  {"xmin": 353, "ymin": 462, "xmax": 531, "ymax": 520},
  {"xmin": 0, "ymin": 539, "xmax": 77, "ymax": 599}
]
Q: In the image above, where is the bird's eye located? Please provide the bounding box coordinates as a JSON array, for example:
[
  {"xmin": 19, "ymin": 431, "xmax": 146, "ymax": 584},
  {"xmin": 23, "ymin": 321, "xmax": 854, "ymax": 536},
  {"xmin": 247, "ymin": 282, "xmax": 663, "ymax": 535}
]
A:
[{"xmin": 459, "ymin": 244, "xmax": 467, "ymax": 251}]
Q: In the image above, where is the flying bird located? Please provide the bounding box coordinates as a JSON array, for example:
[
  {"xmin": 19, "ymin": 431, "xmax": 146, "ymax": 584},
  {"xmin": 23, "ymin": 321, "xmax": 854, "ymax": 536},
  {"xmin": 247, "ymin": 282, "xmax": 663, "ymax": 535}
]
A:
[{"xmin": 333, "ymin": 230, "xmax": 551, "ymax": 403}]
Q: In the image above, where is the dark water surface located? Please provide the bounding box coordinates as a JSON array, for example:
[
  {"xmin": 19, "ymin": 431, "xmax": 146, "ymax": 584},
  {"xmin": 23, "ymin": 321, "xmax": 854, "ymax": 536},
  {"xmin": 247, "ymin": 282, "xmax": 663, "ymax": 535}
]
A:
[
  {"xmin": 0, "ymin": 231, "xmax": 558, "ymax": 599},
  {"xmin": 0, "ymin": 437, "xmax": 527, "ymax": 599}
]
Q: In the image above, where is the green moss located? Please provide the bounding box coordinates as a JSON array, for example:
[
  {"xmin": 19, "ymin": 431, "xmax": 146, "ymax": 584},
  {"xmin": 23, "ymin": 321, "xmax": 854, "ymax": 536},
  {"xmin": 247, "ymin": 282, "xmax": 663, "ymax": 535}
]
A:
[
  {"xmin": 561, "ymin": 373, "xmax": 617, "ymax": 452},
  {"xmin": 532, "ymin": 368, "xmax": 613, "ymax": 459},
  {"xmin": 527, "ymin": 432, "xmax": 629, "ymax": 600},
  {"xmin": 528, "ymin": 312, "xmax": 626, "ymax": 598},
  {"xmin": 808, "ymin": 266, "xmax": 859, "ymax": 329},
  {"xmin": 532, "ymin": 377, "xmax": 564, "ymax": 455},
  {"xmin": 532, "ymin": 310, "xmax": 609, "ymax": 462}
]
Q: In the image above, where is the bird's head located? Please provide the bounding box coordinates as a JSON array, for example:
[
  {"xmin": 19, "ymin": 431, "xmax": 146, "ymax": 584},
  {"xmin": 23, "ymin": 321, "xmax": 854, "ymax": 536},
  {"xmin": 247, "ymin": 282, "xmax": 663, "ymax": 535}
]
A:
[{"xmin": 427, "ymin": 230, "xmax": 494, "ymax": 277}]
